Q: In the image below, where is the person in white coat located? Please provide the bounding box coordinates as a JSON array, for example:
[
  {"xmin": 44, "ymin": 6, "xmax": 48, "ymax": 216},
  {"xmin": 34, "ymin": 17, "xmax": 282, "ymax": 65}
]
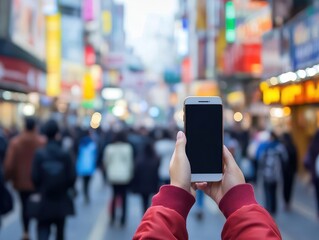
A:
[
  {"xmin": 154, "ymin": 129, "xmax": 175, "ymax": 185},
  {"xmin": 103, "ymin": 130, "xmax": 134, "ymax": 227}
]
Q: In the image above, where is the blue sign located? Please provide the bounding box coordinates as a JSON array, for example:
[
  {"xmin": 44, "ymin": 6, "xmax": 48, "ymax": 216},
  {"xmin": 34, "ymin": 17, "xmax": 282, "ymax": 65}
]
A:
[{"xmin": 290, "ymin": 7, "xmax": 319, "ymax": 70}]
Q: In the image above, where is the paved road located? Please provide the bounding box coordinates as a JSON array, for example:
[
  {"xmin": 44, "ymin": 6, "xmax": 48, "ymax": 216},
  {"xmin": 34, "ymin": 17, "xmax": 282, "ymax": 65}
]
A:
[{"xmin": 1, "ymin": 174, "xmax": 318, "ymax": 240}]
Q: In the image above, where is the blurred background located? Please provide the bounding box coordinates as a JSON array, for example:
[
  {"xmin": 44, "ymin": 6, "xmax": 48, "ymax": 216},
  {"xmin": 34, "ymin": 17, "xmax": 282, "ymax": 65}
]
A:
[{"xmin": 1, "ymin": 0, "xmax": 319, "ymax": 239}]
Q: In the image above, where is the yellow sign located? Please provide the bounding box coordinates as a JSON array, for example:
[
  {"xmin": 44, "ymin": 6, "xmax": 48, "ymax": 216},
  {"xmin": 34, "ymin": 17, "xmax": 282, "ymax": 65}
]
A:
[
  {"xmin": 83, "ymin": 72, "xmax": 95, "ymax": 100},
  {"xmin": 102, "ymin": 11, "xmax": 112, "ymax": 34},
  {"xmin": 261, "ymin": 80, "xmax": 319, "ymax": 105},
  {"xmin": 46, "ymin": 14, "xmax": 61, "ymax": 97}
]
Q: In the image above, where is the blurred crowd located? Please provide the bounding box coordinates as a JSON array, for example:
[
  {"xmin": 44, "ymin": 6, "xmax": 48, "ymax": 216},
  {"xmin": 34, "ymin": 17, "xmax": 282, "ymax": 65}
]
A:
[{"xmin": 0, "ymin": 118, "xmax": 319, "ymax": 239}]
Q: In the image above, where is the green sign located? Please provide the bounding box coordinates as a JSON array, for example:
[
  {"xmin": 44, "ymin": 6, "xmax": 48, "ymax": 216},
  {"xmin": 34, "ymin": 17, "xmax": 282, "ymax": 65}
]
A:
[{"xmin": 225, "ymin": 1, "xmax": 236, "ymax": 43}]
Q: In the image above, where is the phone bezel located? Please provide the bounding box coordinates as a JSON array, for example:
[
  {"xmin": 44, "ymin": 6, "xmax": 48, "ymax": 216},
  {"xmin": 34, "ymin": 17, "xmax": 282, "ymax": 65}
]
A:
[{"xmin": 184, "ymin": 96, "xmax": 223, "ymax": 182}]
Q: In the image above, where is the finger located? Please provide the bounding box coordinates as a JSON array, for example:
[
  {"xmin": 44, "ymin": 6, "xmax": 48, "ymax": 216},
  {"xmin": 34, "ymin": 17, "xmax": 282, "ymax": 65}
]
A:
[
  {"xmin": 195, "ymin": 182, "xmax": 208, "ymax": 191},
  {"xmin": 174, "ymin": 131, "xmax": 187, "ymax": 161},
  {"xmin": 223, "ymin": 145, "xmax": 236, "ymax": 168}
]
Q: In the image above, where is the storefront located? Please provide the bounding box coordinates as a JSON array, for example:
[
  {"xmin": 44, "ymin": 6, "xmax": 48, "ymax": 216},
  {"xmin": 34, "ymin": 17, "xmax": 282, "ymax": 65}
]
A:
[
  {"xmin": 0, "ymin": 55, "xmax": 46, "ymax": 128},
  {"xmin": 260, "ymin": 5, "xmax": 319, "ymax": 173},
  {"xmin": 0, "ymin": 0, "xmax": 47, "ymax": 129}
]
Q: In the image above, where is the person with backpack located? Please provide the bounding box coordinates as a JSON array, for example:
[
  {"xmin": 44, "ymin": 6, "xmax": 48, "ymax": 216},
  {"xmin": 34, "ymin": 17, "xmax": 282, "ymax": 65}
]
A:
[
  {"xmin": 31, "ymin": 119, "xmax": 76, "ymax": 240},
  {"xmin": 259, "ymin": 131, "xmax": 287, "ymax": 215},
  {"xmin": 133, "ymin": 141, "xmax": 160, "ymax": 214},
  {"xmin": 76, "ymin": 129, "xmax": 97, "ymax": 204},
  {"xmin": 4, "ymin": 117, "xmax": 46, "ymax": 240},
  {"xmin": 103, "ymin": 130, "xmax": 134, "ymax": 227},
  {"xmin": 280, "ymin": 132, "xmax": 298, "ymax": 211},
  {"xmin": 304, "ymin": 129, "xmax": 319, "ymax": 218}
]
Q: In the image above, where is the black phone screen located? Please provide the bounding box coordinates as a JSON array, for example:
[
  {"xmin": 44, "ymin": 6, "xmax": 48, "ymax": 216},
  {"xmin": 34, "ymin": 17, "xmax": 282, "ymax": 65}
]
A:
[{"xmin": 185, "ymin": 104, "xmax": 223, "ymax": 174}]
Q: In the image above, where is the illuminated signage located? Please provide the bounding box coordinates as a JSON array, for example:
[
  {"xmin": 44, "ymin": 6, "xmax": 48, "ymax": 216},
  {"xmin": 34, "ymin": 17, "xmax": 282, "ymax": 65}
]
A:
[
  {"xmin": 102, "ymin": 11, "xmax": 112, "ymax": 34},
  {"xmin": 236, "ymin": 6, "xmax": 272, "ymax": 44},
  {"xmin": 225, "ymin": 1, "xmax": 236, "ymax": 43},
  {"xmin": 46, "ymin": 14, "xmax": 61, "ymax": 97},
  {"xmin": 261, "ymin": 80, "xmax": 319, "ymax": 105}
]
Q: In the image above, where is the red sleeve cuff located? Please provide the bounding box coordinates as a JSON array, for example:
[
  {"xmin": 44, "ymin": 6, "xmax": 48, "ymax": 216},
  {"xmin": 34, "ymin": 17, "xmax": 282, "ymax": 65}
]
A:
[
  {"xmin": 151, "ymin": 185, "xmax": 195, "ymax": 220},
  {"xmin": 219, "ymin": 184, "xmax": 257, "ymax": 219}
]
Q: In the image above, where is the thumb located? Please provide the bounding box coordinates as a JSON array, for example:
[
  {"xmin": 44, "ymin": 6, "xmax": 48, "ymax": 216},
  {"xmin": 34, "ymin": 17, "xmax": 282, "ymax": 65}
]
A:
[{"xmin": 175, "ymin": 131, "xmax": 186, "ymax": 154}]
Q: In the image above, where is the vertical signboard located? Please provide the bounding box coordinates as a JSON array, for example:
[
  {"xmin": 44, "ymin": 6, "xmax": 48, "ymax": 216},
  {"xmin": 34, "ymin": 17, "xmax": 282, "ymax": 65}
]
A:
[
  {"xmin": 61, "ymin": 15, "xmax": 84, "ymax": 63},
  {"xmin": 262, "ymin": 29, "xmax": 282, "ymax": 79},
  {"xmin": 83, "ymin": 0, "xmax": 95, "ymax": 21},
  {"xmin": 290, "ymin": 7, "xmax": 319, "ymax": 70},
  {"xmin": 46, "ymin": 14, "xmax": 61, "ymax": 96},
  {"xmin": 225, "ymin": 1, "xmax": 236, "ymax": 43},
  {"xmin": 10, "ymin": 0, "xmax": 46, "ymax": 60}
]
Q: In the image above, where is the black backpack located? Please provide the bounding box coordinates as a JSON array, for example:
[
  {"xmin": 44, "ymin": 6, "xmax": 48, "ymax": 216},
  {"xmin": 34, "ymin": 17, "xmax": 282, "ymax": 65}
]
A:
[{"xmin": 38, "ymin": 149, "xmax": 67, "ymax": 196}]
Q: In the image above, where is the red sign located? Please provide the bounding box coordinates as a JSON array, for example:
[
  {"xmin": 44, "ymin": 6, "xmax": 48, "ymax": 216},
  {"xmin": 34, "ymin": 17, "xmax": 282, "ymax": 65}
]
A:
[
  {"xmin": 85, "ymin": 45, "xmax": 96, "ymax": 66},
  {"xmin": 0, "ymin": 56, "xmax": 45, "ymax": 93},
  {"xmin": 224, "ymin": 43, "xmax": 261, "ymax": 77},
  {"xmin": 182, "ymin": 57, "xmax": 192, "ymax": 83}
]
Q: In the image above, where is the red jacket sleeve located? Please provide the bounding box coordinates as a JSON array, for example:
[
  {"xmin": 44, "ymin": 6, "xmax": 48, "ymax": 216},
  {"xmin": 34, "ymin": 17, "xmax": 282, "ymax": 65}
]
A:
[
  {"xmin": 133, "ymin": 185, "xmax": 195, "ymax": 240},
  {"xmin": 219, "ymin": 184, "xmax": 282, "ymax": 239}
]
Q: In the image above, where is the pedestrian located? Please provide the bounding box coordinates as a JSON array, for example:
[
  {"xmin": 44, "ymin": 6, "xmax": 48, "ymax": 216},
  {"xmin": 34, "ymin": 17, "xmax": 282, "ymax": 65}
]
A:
[
  {"xmin": 133, "ymin": 131, "xmax": 281, "ymax": 239},
  {"xmin": 280, "ymin": 132, "xmax": 298, "ymax": 211},
  {"xmin": 194, "ymin": 190, "xmax": 204, "ymax": 220},
  {"xmin": 0, "ymin": 126, "xmax": 7, "ymax": 166},
  {"xmin": 4, "ymin": 117, "xmax": 46, "ymax": 240},
  {"xmin": 304, "ymin": 129, "xmax": 319, "ymax": 218},
  {"xmin": 96, "ymin": 127, "xmax": 114, "ymax": 185},
  {"xmin": 259, "ymin": 131, "xmax": 287, "ymax": 215},
  {"xmin": 154, "ymin": 129, "xmax": 175, "ymax": 185},
  {"xmin": 103, "ymin": 130, "xmax": 134, "ymax": 227},
  {"xmin": 247, "ymin": 129, "xmax": 270, "ymax": 183},
  {"xmin": 76, "ymin": 129, "xmax": 97, "ymax": 204},
  {"xmin": 31, "ymin": 119, "xmax": 76, "ymax": 240},
  {"xmin": 133, "ymin": 141, "xmax": 159, "ymax": 213}
]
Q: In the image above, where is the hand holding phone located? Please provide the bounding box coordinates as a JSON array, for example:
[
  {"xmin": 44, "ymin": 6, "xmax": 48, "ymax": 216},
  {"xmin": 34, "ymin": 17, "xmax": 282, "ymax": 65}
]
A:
[{"xmin": 184, "ymin": 96, "xmax": 223, "ymax": 182}]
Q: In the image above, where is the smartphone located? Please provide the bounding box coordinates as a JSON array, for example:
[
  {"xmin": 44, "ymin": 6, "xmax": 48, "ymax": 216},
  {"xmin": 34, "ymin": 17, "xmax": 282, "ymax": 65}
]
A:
[{"xmin": 184, "ymin": 96, "xmax": 223, "ymax": 182}]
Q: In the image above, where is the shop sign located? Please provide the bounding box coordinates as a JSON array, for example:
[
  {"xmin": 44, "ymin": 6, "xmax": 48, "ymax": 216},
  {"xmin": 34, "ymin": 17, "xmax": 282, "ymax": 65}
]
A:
[
  {"xmin": 196, "ymin": 0, "xmax": 207, "ymax": 31},
  {"xmin": 261, "ymin": 80, "xmax": 319, "ymax": 105},
  {"xmin": 61, "ymin": 61, "xmax": 84, "ymax": 92},
  {"xmin": 0, "ymin": 56, "xmax": 44, "ymax": 93},
  {"xmin": 85, "ymin": 45, "xmax": 96, "ymax": 66},
  {"xmin": 102, "ymin": 10, "xmax": 112, "ymax": 34},
  {"xmin": 46, "ymin": 14, "xmax": 61, "ymax": 97},
  {"xmin": 290, "ymin": 8, "xmax": 319, "ymax": 70},
  {"xmin": 224, "ymin": 43, "xmax": 262, "ymax": 77},
  {"xmin": 182, "ymin": 57, "xmax": 192, "ymax": 83},
  {"xmin": 236, "ymin": 6, "xmax": 272, "ymax": 44},
  {"xmin": 61, "ymin": 14, "xmax": 84, "ymax": 64},
  {"xmin": 83, "ymin": 0, "xmax": 95, "ymax": 21},
  {"xmin": 10, "ymin": 0, "xmax": 46, "ymax": 61},
  {"xmin": 262, "ymin": 29, "xmax": 283, "ymax": 79},
  {"xmin": 82, "ymin": 72, "xmax": 95, "ymax": 100}
]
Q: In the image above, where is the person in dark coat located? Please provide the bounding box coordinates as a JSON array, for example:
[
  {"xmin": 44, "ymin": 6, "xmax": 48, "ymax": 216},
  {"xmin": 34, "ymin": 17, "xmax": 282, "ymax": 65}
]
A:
[
  {"xmin": 304, "ymin": 130, "xmax": 319, "ymax": 218},
  {"xmin": 280, "ymin": 132, "xmax": 298, "ymax": 211},
  {"xmin": 4, "ymin": 117, "xmax": 46, "ymax": 240},
  {"xmin": 32, "ymin": 119, "xmax": 76, "ymax": 240},
  {"xmin": 134, "ymin": 142, "xmax": 160, "ymax": 213}
]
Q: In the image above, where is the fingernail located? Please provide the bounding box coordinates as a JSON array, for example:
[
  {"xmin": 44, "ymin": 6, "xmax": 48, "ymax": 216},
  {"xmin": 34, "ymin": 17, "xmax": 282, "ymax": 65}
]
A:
[{"xmin": 177, "ymin": 131, "xmax": 183, "ymax": 140}]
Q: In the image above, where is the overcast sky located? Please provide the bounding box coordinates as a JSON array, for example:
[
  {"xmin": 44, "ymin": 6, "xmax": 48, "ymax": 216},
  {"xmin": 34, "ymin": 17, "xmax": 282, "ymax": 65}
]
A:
[{"xmin": 122, "ymin": 0, "xmax": 178, "ymax": 71}]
